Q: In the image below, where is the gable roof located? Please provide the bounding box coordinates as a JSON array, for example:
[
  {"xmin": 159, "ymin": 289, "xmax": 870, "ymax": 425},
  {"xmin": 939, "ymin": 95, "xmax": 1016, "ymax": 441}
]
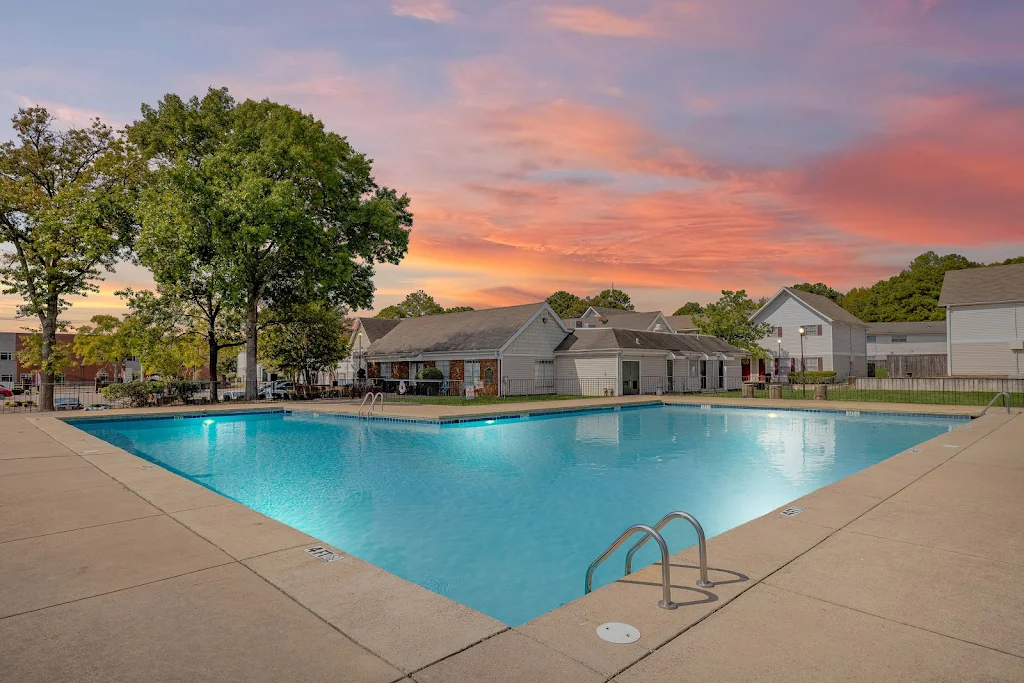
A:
[
  {"xmin": 357, "ymin": 318, "xmax": 402, "ymax": 343},
  {"xmin": 580, "ymin": 307, "xmax": 671, "ymax": 331},
  {"xmin": 555, "ymin": 328, "xmax": 744, "ymax": 356},
  {"xmin": 938, "ymin": 263, "xmax": 1024, "ymax": 306},
  {"xmin": 366, "ymin": 303, "xmax": 563, "ymax": 356},
  {"xmin": 866, "ymin": 321, "xmax": 946, "ymax": 335},
  {"xmin": 754, "ymin": 287, "xmax": 865, "ymax": 326},
  {"xmin": 665, "ymin": 314, "xmax": 696, "ymax": 332}
]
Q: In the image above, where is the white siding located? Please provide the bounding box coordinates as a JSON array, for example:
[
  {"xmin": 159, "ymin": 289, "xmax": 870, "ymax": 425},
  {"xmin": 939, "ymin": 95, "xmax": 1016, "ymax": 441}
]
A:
[
  {"xmin": 554, "ymin": 355, "xmax": 619, "ymax": 395},
  {"xmin": 754, "ymin": 294, "xmax": 832, "ymax": 362},
  {"xmin": 948, "ymin": 304, "xmax": 1022, "ymax": 376},
  {"xmin": 868, "ymin": 333, "xmax": 947, "ymax": 358},
  {"xmin": 503, "ymin": 314, "xmax": 568, "ymax": 356},
  {"xmin": 754, "ymin": 292, "xmax": 868, "ymax": 377},
  {"xmin": 639, "ymin": 355, "xmax": 667, "ymax": 379},
  {"xmin": 501, "ymin": 356, "xmax": 536, "ymax": 382}
]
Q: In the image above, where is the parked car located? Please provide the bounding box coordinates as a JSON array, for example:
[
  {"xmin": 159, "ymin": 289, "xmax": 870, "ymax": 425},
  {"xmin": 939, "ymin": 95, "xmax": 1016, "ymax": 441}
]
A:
[{"xmin": 54, "ymin": 396, "xmax": 82, "ymax": 410}]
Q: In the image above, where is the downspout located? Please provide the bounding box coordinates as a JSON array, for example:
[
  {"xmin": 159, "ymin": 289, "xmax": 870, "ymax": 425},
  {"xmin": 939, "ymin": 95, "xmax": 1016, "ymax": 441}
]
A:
[{"xmin": 945, "ymin": 310, "xmax": 952, "ymax": 376}]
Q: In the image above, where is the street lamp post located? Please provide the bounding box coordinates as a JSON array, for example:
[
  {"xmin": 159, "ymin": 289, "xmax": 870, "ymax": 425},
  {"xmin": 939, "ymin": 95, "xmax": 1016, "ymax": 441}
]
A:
[
  {"xmin": 798, "ymin": 326, "xmax": 806, "ymax": 399},
  {"xmin": 776, "ymin": 338, "xmax": 782, "ymax": 382}
]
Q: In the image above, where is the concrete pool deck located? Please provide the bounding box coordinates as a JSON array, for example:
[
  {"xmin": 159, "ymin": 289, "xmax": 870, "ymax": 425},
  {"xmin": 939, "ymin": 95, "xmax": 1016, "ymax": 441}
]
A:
[{"xmin": 1, "ymin": 398, "xmax": 1021, "ymax": 681}]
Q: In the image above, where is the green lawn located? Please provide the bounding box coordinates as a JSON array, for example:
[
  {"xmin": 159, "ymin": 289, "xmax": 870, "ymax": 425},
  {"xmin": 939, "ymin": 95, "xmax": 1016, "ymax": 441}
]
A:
[
  {"xmin": 727, "ymin": 388, "xmax": 1023, "ymax": 407},
  {"xmin": 393, "ymin": 394, "xmax": 589, "ymax": 406}
]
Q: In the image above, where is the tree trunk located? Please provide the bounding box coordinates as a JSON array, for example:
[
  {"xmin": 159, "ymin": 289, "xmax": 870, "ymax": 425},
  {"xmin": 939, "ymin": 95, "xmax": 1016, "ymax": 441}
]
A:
[
  {"xmin": 208, "ymin": 332, "xmax": 220, "ymax": 404},
  {"xmin": 244, "ymin": 298, "xmax": 259, "ymax": 400},
  {"xmin": 38, "ymin": 313, "xmax": 57, "ymax": 412}
]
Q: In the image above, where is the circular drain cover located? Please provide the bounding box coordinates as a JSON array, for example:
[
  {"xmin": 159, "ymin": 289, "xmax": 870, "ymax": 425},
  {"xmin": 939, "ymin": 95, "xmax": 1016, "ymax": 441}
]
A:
[{"xmin": 597, "ymin": 622, "xmax": 640, "ymax": 644}]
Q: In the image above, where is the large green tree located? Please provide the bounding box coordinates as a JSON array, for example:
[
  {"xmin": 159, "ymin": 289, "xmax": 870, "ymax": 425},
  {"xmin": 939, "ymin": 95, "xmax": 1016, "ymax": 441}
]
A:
[
  {"xmin": 130, "ymin": 88, "xmax": 412, "ymax": 399},
  {"xmin": 375, "ymin": 290, "xmax": 473, "ymax": 318},
  {"xmin": 547, "ymin": 288, "xmax": 634, "ymax": 318},
  {"xmin": 693, "ymin": 290, "xmax": 774, "ymax": 356},
  {"xmin": 673, "ymin": 302, "xmax": 703, "ymax": 316},
  {"xmin": 791, "ymin": 282, "xmax": 844, "ymax": 305},
  {"xmin": 73, "ymin": 314, "xmax": 134, "ymax": 380},
  {"xmin": 0, "ymin": 108, "xmax": 141, "ymax": 410},
  {"xmin": 587, "ymin": 288, "xmax": 634, "ymax": 312},
  {"xmin": 126, "ymin": 88, "xmax": 245, "ymax": 399},
  {"xmin": 546, "ymin": 290, "xmax": 582, "ymax": 318}
]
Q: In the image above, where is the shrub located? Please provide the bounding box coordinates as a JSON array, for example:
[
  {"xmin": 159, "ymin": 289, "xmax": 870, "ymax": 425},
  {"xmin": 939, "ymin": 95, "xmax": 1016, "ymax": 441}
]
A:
[
  {"xmin": 416, "ymin": 366, "xmax": 444, "ymax": 381},
  {"xmin": 165, "ymin": 380, "xmax": 205, "ymax": 404},
  {"xmin": 875, "ymin": 367, "xmax": 889, "ymax": 378},
  {"xmin": 101, "ymin": 381, "xmax": 158, "ymax": 407},
  {"xmin": 788, "ymin": 371, "xmax": 837, "ymax": 384}
]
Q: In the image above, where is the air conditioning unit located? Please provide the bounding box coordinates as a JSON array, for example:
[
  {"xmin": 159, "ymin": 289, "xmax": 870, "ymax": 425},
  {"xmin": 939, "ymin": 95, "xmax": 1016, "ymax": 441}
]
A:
[{"xmin": 1010, "ymin": 340, "xmax": 1024, "ymax": 351}]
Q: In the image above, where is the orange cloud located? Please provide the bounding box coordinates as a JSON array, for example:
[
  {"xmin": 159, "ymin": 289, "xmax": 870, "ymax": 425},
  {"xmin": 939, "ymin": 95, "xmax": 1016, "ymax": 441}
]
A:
[{"xmin": 541, "ymin": 5, "xmax": 657, "ymax": 37}]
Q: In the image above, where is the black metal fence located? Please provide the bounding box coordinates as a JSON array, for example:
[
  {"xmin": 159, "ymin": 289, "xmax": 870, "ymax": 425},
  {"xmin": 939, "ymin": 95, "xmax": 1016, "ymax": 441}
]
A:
[
  {"xmin": 4, "ymin": 375, "xmax": 1020, "ymax": 413},
  {"xmin": 0, "ymin": 380, "xmax": 363, "ymax": 414},
  {"xmin": 742, "ymin": 376, "xmax": 1024, "ymax": 407}
]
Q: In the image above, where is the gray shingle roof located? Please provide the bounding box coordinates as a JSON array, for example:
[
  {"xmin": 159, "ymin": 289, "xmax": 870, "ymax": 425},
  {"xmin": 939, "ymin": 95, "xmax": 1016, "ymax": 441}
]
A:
[
  {"xmin": 358, "ymin": 318, "xmax": 402, "ymax": 342},
  {"xmin": 585, "ymin": 307, "xmax": 668, "ymax": 331},
  {"xmin": 783, "ymin": 288, "xmax": 865, "ymax": 326},
  {"xmin": 665, "ymin": 314, "xmax": 696, "ymax": 332},
  {"xmin": 366, "ymin": 303, "xmax": 556, "ymax": 356},
  {"xmin": 555, "ymin": 328, "xmax": 744, "ymax": 356},
  {"xmin": 938, "ymin": 263, "xmax": 1024, "ymax": 306},
  {"xmin": 866, "ymin": 321, "xmax": 946, "ymax": 335}
]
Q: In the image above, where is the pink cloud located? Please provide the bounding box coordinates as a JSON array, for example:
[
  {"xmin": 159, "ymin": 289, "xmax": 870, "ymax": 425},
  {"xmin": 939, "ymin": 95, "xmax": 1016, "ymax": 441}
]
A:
[
  {"xmin": 541, "ymin": 5, "xmax": 657, "ymax": 37},
  {"xmin": 391, "ymin": 0, "xmax": 456, "ymax": 23},
  {"xmin": 790, "ymin": 94, "xmax": 1024, "ymax": 245}
]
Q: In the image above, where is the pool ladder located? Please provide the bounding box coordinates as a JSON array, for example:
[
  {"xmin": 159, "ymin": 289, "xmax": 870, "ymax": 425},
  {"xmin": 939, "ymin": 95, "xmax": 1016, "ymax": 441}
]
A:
[
  {"xmin": 585, "ymin": 511, "xmax": 713, "ymax": 610},
  {"xmin": 358, "ymin": 391, "xmax": 384, "ymax": 417},
  {"xmin": 980, "ymin": 392, "xmax": 1011, "ymax": 416}
]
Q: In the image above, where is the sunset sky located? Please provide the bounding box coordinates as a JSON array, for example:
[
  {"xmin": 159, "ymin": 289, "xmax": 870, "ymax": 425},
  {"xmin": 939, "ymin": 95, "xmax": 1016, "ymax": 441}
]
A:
[{"xmin": 2, "ymin": 0, "xmax": 1022, "ymax": 331}]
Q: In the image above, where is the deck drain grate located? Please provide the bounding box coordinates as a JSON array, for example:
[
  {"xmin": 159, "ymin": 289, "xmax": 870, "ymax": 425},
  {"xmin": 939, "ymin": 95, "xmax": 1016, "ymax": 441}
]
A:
[
  {"xmin": 779, "ymin": 506, "xmax": 806, "ymax": 517},
  {"xmin": 597, "ymin": 622, "xmax": 640, "ymax": 644},
  {"xmin": 306, "ymin": 546, "xmax": 343, "ymax": 563}
]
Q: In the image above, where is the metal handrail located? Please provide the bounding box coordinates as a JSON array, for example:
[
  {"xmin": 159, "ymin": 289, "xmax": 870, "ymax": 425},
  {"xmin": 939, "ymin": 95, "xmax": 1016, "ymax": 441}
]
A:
[
  {"xmin": 624, "ymin": 511, "xmax": 714, "ymax": 588},
  {"xmin": 585, "ymin": 524, "xmax": 677, "ymax": 610},
  {"xmin": 357, "ymin": 392, "xmax": 374, "ymax": 416},
  {"xmin": 980, "ymin": 392, "xmax": 1011, "ymax": 416}
]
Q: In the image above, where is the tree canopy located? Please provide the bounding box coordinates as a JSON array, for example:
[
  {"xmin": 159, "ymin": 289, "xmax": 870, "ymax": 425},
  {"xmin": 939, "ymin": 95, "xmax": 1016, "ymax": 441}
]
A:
[
  {"xmin": 791, "ymin": 283, "xmax": 844, "ymax": 304},
  {"xmin": 129, "ymin": 88, "xmax": 412, "ymax": 398},
  {"xmin": 375, "ymin": 290, "xmax": 473, "ymax": 318},
  {"xmin": 545, "ymin": 291, "xmax": 582, "ymax": 318},
  {"xmin": 259, "ymin": 302, "xmax": 351, "ymax": 384},
  {"xmin": 545, "ymin": 288, "xmax": 634, "ymax": 318},
  {"xmin": 673, "ymin": 302, "xmax": 703, "ymax": 316},
  {"xmin": 73, "ymin": 315, "xmax": 134, "ymax": 379},
  {"xmin": 0, "ymin": 107, "xmax": 142, "ymax": 409},
  {"xmin": 693, "ymin": 290, "xmax": 774, "ymax": 357}
]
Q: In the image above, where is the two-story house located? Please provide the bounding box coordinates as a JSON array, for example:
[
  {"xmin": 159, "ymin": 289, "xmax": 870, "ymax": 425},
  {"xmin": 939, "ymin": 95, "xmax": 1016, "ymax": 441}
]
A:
[
  {"xmin": 939, "ymin": 262, "xmax": 1024, "ymax": 377},
  {"xmin": 750, "ymin": 287, "xmax": 868, "ymax": 379}
]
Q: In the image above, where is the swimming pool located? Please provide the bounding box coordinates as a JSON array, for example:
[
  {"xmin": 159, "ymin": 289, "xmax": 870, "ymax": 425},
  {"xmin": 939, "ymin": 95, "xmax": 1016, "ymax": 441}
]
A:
[{"xmin": 72, "ymin": 405, "xmax": 963, "ymax": 625}]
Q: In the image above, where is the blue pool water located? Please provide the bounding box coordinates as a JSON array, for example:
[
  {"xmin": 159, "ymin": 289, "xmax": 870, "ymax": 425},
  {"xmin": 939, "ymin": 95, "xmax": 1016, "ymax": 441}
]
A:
[{"xmin": 73, "ymin": 405, "xmax": 963, "ymax": 625}]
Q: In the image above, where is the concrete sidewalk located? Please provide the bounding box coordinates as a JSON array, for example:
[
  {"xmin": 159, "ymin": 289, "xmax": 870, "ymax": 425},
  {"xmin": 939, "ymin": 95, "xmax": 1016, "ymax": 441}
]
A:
[{"xmin": 1, "ymin": 404, "xmax": 1021, "ymax": 682}]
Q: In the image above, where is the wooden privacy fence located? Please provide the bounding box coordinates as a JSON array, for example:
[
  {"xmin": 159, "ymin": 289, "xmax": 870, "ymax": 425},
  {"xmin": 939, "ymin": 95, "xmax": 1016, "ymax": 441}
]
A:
[{"xmin": 872, "ymin": 354, "xmax": 948, "ymax": 378}]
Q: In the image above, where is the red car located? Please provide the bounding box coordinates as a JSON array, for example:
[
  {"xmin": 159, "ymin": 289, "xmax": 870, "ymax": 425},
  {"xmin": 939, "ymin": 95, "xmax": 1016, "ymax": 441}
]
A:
[{"xmin": 0, "ymin": 386, "xmax": 13, "ymax": 398}]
